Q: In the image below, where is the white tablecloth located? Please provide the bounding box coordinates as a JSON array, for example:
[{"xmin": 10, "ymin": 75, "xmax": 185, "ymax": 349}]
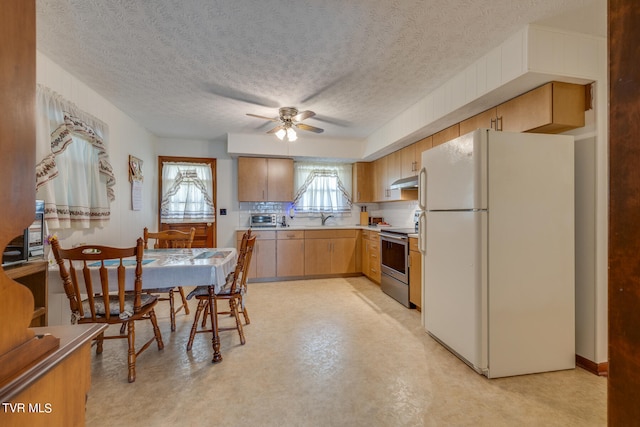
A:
[{"xmin": 49, "ymin": 248, "xmax": 238, "ymax": 294}]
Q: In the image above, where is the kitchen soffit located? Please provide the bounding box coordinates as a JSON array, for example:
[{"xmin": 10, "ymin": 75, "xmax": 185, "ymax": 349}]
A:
[{"xmin": 36, "ymin": 0, "xmax": 605, "ymax": 142}]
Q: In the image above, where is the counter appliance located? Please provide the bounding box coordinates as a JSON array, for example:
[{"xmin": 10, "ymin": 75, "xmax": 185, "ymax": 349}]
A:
[
  {"xmin": 417, "ymin": 129, "xmax": 575, "ymax": 378},
  {"xmin": 250, "ymin": 213, "xmax": 278, "ymax": 228}
]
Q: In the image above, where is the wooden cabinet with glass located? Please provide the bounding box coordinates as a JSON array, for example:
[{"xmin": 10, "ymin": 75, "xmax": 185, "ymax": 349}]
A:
[{"xmin": 237, "ymin": 157, "xmax": 294, "ymax": 202}]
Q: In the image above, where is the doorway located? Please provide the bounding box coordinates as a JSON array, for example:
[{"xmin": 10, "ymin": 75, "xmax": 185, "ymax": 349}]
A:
[{"xmin": 157, "ymin": 156, "xmax": 217, "ymax": 247}]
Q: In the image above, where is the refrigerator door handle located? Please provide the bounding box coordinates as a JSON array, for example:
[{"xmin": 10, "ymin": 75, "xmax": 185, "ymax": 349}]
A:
[
  {"xmin": 418, "ymin": 167, "xmax": 427, "ymax": 211},
  {"xmin": 418, "ymin": 211, "xmax": 426, "ymax": 254}
]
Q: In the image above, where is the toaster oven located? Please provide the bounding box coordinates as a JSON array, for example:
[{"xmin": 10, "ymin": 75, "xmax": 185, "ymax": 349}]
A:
[{"xmin": 250, "ymin": 213, "xmax": 277, "ymax": 228}]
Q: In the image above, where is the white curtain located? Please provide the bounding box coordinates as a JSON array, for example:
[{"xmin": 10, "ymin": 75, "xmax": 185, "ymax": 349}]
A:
[
  {"xmin": 293, "ymin": 162, "xmax": 352, "ymax": 214},
  {"xmin": 161, "ymin": 162, "xmax": 215, "ymax": 223},
  {"xmin": 35, "ymin": 85, "xmax": 115, "ymax": 229}
]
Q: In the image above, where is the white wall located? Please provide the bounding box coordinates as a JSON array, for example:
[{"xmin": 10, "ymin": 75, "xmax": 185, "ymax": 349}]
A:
[{"xmin": 227, "ymin": 133, "xmax": 365, "ymax": 160}]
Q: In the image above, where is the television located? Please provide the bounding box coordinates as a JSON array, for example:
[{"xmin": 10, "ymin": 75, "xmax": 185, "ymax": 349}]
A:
[{"xmin": 2, "ymin": 200, "xmax": 45, "ymax": 267}]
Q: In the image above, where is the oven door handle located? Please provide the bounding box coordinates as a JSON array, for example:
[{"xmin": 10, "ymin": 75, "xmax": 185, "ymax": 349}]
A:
[{"xmin": 380, "ymin": 233, "xmax": 408, "ymax": 242}]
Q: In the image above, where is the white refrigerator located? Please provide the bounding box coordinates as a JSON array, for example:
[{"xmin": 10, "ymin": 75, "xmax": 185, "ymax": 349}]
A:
[{"xmin": 417, "ymin": 129, "xmax": 575, "ymax": 378}]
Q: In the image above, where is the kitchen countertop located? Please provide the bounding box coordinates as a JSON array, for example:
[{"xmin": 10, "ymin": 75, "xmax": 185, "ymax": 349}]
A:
[{"xmin": 236, "ymin": 225, "xmax": 387, "ymax": 232}]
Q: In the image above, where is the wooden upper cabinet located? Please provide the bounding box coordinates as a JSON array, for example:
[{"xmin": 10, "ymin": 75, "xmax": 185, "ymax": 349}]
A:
[
  {"xmin": 238, "ymin": 157, "xmax": 267, "ymax": 201},
  {"xmin": 373, "ymin": 156, "xmax": 387, "ymax": 202},
  {"xmin": 432, "ymin": 123, "xmax": 460, "ymax": 147},
  {"xmin": 386, "ymin": 150, "xmax": 402, "ymax": 185},
  {"xmin": 497, "ymin": 82, "xmax": 586, "ymax": 134},
  {"xmin": 400, "ymin": 144, "xmax": 417, "ymax": 178},
  {"xmin": 238, "ymin": 157, "xmax": 293, "ymax": 202},
  {"xmin": 414, "ymin": 136, "xmax": 433, "ymax": 172},
  {"xmin": 266, "ymin": 158, "xmax": 294, "ymax": 201},
  {"xmin": 352, "ymin": 162, "xmax": 373, "ymax": 203},
  {"xmin": 459, "ymin": 108, "xmax": 498, "ymax": 135}
]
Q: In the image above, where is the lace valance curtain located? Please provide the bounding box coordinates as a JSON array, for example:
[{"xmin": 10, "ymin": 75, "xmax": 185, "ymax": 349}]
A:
[
  {"xmin": 293, "ymin": 162, "xmax": 352, "ymax": 214},
  {"xmin": 35, "ymin": 85, "xmax": 115, "ymax": 229},
  {"xmin": 161, "ymin": 162, "xmax": 215, "ymax": 223}
]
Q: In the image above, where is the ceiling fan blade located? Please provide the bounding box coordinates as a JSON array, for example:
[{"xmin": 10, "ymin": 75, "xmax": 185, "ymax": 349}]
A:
[
  {"xmin": 311, "ymin": 115, "xmax": 351, "ymax": 127},
  {"xmin": 267, "ymin": 125, "xmax": 284, "ymax": 134},
  {"xmin": 246, "ymin": 113, "xmax": 279, "ymax": 122},
  {"xmin": 292, "ymin": 110, "xmax": 315, "ymax": 122},
  {"xmin": 295, "ymin": 123, "xmax": 324, "ymax": 134},
  {"xmin": 206, "ymin": 83, "xmax": 279, "ymax": 108},
  {"xmin": 299, "ymin": 72, "xmax": 352, "ymax": 104}
]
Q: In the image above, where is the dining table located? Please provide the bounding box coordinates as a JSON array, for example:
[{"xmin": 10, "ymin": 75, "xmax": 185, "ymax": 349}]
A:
[
  {"xmin": 69, "ymin": 247, "xmax": 239, "ymax": 293},
  {"xmin": 49, "ymin": 247, "xmax": 238, "ymax": 363}
]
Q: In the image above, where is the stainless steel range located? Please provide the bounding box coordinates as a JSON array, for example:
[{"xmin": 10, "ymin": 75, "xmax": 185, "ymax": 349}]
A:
[{"xmin": 379, "ymin": 228, "xmax": 415, "ymax": 307}]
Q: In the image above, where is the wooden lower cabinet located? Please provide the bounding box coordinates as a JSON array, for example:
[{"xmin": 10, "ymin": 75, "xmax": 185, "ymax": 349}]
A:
[
  {"xmin": 237, "ymin": 230, "xmax": 276, "ymax": 280},
  {"xmin": 238, "ymin": 228, "xmax": 361, "ymax": 280},
  {"xmin": 304, "ymin": 229, "xmax": 358, "ymax": 276},
  {"xmin": 409, "ymin": 237, "xmax": 421, "ymax": 310},
  {"xmin": 276, "ymin": 230, "xmax": 304, "ymax": 277},
  {"xmin": 361, "ymin": 230, "xmax": 381, "ymax": 284}
]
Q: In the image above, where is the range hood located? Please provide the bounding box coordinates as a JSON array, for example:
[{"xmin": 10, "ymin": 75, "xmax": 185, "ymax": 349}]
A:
[{"xmin": 389, "ymin": 175, "xmax": 419, "ymax": 190}]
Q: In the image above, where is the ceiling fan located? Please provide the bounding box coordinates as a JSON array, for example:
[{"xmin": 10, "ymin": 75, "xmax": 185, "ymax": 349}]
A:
[{"xmin": 247, "ymin": 107, "xmax": 324, "ymax": 141}]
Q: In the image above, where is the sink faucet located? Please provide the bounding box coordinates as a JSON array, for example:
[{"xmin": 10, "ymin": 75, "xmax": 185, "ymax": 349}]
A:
[{"xmin": 321, "ymin": 213, "xmax": 334, "ymax": 225}]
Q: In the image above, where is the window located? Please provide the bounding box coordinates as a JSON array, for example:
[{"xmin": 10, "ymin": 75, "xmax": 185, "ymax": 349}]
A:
[
  {"xmin": 293, "ymin": 162, "xmax": 352, "ymax": 214},
  {"xmin": 35, "ymin": 85, "xmax": 115, "ymax": 230},
  {"xmin": 160, "ymin": 162, "xmax": 215, "ymax": 223}
]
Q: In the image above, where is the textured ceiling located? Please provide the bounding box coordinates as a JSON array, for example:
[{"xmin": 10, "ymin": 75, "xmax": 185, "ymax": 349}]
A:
[{"xmin": 36, "ymin": 0, "xmax": 605, "ymax": 142}]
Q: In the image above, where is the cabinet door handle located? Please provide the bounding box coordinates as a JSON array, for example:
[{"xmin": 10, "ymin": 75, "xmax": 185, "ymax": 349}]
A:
[
  {"xmin": 490, "ymin": 118, "xmax": 496, "ymax": 130},
  {"xmin": 497, "ymin": 116, "xmax": 503, "ymax": 131}
]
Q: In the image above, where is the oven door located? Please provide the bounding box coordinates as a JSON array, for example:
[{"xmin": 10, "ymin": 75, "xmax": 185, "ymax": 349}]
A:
[{"xmin": 380, "ymin": 232, "xmax": 409, "ymax": 283}]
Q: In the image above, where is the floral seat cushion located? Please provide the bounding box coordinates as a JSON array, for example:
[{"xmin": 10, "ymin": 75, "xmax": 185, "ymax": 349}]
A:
[
  {"xmin": 186, "ymin": 272, "xmax": 244, "ymax": 299},
  {"xmin": 80, "ymin": 294, "xmax": 157, "ymax": 320}
]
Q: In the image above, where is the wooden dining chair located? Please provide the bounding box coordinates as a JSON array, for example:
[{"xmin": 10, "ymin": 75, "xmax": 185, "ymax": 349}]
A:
[
  {"xmin": 142, "ymin": 227, "xmax": 195, "ymax": 331},
  {"xmin": 201, "ymin": 229, "xmax": 252, "ymax": 327},
  {"xmin": 50, "ymin": 236, "xmax": 164, "ymax": 383},
  {"xmin": 186, "ymin": 231, "xmax": 256, "ymax": 362}
]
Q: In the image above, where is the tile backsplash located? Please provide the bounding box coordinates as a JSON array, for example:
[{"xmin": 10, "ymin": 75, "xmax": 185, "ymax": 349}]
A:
[{"xmin": 238, "ymin": 200, "xmax": 419, "ymax": 229}]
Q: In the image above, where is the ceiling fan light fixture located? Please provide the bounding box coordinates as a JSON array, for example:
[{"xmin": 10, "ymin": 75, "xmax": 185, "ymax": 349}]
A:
[
  {"xmin": 247, "ymin": 106, "xmax": 323, "ymax": 141},
  {"xmin": 286, "ymin": 127, "xmax": 297, "ymax": 141}
]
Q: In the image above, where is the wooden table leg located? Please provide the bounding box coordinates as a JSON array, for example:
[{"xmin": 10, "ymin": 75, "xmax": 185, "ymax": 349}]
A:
[{"xmin": 208, "ymin": 286, "xmax": 222, "ymax": 363}]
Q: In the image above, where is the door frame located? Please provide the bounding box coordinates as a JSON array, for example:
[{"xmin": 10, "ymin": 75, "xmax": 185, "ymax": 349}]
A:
[{"xmin": 157, "ymin": 156, "xmax": 217, "ymax": 247}]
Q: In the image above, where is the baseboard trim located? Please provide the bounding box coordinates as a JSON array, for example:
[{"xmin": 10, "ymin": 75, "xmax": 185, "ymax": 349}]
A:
[{"xmin": 576, "ymin": 354, "xmax": 608, "ymax": 377}]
